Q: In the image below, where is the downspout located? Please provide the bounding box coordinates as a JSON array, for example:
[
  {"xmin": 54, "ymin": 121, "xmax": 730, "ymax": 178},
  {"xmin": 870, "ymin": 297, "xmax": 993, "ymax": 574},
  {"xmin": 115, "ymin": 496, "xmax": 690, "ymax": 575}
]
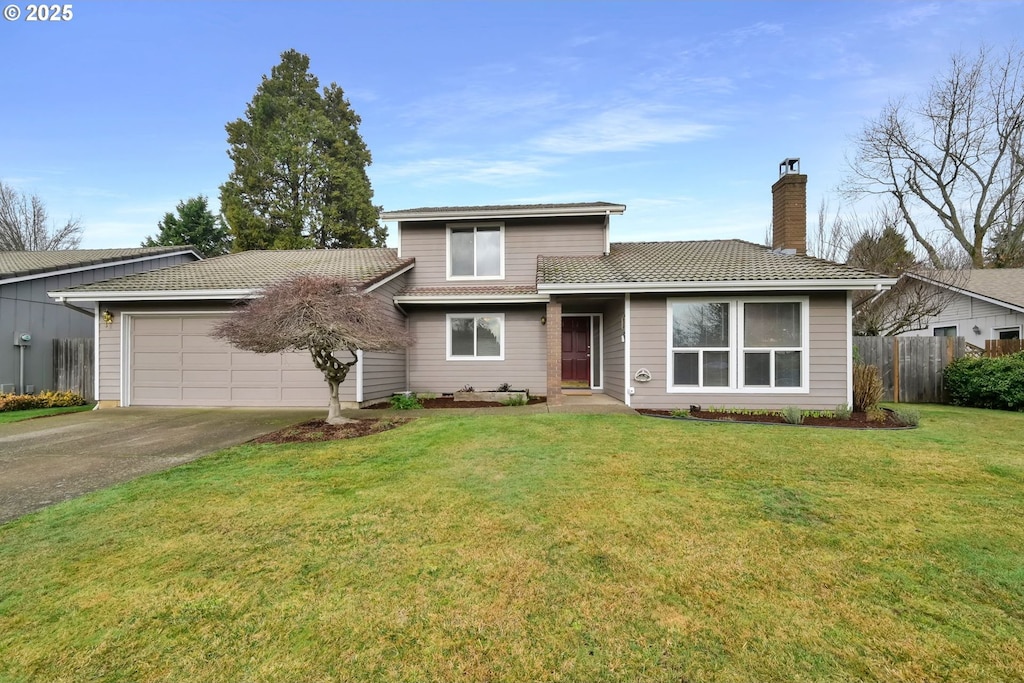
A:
[
  {"xmin": 624, "ymin": 293, "xmax": 632, "ymax": 407},
  {"xmin": 93, "ymin": 301, "xmax": 100, "ymax": 406}
]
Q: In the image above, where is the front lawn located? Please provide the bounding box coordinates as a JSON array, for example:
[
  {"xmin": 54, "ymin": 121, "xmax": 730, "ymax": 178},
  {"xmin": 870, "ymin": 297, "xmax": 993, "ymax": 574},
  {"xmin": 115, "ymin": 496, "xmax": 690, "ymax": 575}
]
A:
[
  {"xmin": 1, "ymin": 405, "xmax": 1022, "ymax": 682},
  {"xmin": 0, "ymin": 404, "xmax": 92, "ymax": 424}
]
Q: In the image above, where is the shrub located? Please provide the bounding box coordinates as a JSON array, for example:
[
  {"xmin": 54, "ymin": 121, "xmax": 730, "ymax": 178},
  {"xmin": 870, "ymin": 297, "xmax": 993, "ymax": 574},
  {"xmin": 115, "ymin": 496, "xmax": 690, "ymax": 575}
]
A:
[
  {"xmin": 780, "ymin": 406, "xmax": 804, "ymax": 424},
  {"xmin": 0, "ymin": 391, "xmax": 87, "ymax": 412},
  {"xmin": 944, "ymin": 352, "xmax": 1024, "ymax": 411},
  {"xmin": 893, "ymin": 408, "xmax": 920, "ymax": 427},
  {"xmin": 670, "ymin": 408, "xmax": 689, "ymax": 418},
  {"xmin": 834, "ymin": 403, "xmax": 852, "ymax": 420},
  {"xmin": 853, "ymin": 362, "xmax": 884, "ymax": 413},
  {"xmin": 501, "ymin": 394, "xmax": 528, "ymax": 407},
  {"xmin": 866, "ymin": 407, "xmax": 888, "ymax": 423},
  {"xmin": 389, "ymin": 393, "xmax": 423, "ymax": 410},
  {"xmin": 496, "ymin": 382, "xmax": 512, "ymax": 392}
]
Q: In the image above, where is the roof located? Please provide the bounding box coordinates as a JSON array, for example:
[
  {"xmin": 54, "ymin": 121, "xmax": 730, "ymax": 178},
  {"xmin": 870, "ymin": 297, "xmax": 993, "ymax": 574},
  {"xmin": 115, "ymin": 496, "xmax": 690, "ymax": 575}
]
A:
[
  {"xmin": 50, "ymin": 248, "xmax": 413, "ymax": 300},
  {"xmin": 911, "ymin": 268, "xmax": 1024, "ymax": 312},
  {"xmin": 0, "ymin": 247, "xmax": 197, "ymax": 281},
  {"xmin": 538, "ymin": 240, "xmax": 893, "ymax": 292},
  {"xmin": 395, "ymin": 284, "xmax": 546, "ymax": 304},
  {"xmin": 381, "ymin": 202, "xmax": 626, "ymax": 221}
]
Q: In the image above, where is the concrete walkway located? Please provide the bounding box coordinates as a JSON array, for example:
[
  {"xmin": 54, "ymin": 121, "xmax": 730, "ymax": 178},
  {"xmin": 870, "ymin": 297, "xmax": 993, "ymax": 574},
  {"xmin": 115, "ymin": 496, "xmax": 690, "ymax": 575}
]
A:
[
  {"xmin": 344, "ymin": 393, "xmax": 638, "ymax": 418},
  {"xmin": 0, "ymin": 407, "xmax": 320, "ymax": 524}
]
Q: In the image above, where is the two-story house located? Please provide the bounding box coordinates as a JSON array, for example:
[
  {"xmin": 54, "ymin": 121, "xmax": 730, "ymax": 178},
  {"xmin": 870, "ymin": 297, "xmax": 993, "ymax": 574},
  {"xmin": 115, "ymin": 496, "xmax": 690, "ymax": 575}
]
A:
[{"xmin": 50, "ymin": 161, "xmax": 894, "ymax": 410}]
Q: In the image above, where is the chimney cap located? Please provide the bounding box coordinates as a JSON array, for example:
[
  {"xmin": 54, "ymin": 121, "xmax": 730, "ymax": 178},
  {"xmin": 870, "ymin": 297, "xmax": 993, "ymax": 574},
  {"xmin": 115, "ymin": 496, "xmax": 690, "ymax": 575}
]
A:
[{"xmin": 779, "ymin": 158, "xmax": 801, "ymax": 176}]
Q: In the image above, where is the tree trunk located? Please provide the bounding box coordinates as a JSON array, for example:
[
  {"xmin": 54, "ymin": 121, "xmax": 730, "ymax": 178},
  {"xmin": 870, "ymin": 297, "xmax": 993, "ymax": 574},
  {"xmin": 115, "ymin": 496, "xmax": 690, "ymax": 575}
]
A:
[{"xmin": 325, "ymin": 378, "xmax": 355, "ymax": 425}]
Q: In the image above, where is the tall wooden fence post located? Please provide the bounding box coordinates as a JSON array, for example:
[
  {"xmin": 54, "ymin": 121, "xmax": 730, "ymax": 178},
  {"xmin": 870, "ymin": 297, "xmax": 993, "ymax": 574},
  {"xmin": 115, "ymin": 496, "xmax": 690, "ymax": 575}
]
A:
[{"xmin": 891, "ymin": 337, "xmax": 900, "ymax": 404}]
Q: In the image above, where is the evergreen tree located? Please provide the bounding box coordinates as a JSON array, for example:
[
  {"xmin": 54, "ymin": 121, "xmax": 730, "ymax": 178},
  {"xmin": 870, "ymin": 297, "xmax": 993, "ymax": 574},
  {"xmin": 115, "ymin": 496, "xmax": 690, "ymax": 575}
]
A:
[
  {"xmin": 143, "ymin": 195, "xmax": 230, "ymax": 257},
  {"xmin": 220, "ymin": 50, "xmax": 385, "ymax": 251}
]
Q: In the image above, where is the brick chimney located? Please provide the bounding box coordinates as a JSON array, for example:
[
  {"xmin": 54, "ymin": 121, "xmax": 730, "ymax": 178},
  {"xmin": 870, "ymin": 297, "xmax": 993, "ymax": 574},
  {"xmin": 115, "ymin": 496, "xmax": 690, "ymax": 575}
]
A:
[{"xmin": 771, "ymin": 158, "xmax": 807, "ymax": 255}]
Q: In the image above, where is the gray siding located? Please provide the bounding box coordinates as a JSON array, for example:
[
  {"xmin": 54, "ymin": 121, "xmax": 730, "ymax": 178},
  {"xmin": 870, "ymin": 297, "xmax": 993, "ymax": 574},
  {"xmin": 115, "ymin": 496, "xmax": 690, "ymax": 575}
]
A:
[
  {"xmin": 603, "ymin": 298, "xmax": 626, "ymax": 402},
  {"xmin": 901, "ymin": 289, "xmax": 1024, "ymax": 343},
  {"xmin": 0, "ymin": 253, "xmax": 194, "ymax": 394},
  {"xmin": 400, "ymin": 216, "xmax": 605, "ymax": 289},
  {"xmin": 407, "ymin": 306, "xmax": 547, "ymax": 395},
  {"xmin": 629, "ymin": 292, "xmax": 849, "ymax": 410},
  {"xmin": 361, "ymin": 273, "xmax": 410, "ymax": 401}
]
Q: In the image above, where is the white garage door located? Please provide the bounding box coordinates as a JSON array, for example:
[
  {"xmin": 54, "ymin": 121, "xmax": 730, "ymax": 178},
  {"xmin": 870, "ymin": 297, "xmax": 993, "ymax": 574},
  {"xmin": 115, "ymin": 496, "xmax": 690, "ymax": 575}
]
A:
[{"xmin": 129, "ymin": 315, "xmax": 335, "ymax": 407}]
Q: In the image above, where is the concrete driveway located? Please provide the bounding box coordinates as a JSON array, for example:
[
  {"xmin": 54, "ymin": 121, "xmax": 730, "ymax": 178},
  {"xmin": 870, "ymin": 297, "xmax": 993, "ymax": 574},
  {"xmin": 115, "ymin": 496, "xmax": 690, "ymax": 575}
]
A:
[{"xmin": 0, "ymin": 407, "xmax": 320, "ymax": 524}]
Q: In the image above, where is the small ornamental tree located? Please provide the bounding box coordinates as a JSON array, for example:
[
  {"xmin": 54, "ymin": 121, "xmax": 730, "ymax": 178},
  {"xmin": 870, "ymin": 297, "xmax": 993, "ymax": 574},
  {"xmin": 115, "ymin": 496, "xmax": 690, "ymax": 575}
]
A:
[{"xmin": 211, "ymin": 275, "xmax": 413, "ymax": 423}]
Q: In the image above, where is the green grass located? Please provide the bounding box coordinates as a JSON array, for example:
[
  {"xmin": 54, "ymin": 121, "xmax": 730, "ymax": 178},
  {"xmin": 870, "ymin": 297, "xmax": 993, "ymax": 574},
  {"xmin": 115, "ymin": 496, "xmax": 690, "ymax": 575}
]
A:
[
  {"xmin": 0, "ymin": 404, "xmax": 93, "ymax": 424},
  {"xmin": 1, "ymin": 404, "xmax": 1023, "ymax": 681}
]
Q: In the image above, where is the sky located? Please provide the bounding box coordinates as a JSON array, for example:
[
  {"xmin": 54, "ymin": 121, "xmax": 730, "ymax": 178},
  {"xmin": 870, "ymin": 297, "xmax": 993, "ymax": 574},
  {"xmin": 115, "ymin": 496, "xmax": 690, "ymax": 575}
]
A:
[{"xmin": 2, "ymin": 1, "xmax": 1022, "ymax": 251}]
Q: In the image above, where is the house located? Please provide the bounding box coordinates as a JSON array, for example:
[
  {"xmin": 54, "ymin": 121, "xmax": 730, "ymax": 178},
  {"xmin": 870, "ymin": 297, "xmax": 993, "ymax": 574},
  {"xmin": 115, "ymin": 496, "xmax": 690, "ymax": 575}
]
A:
[
  {"xmin": 0, "ymin": 247, "xmax": 199, "ymax": 396},
  {"xmin": 49, "ymin": 160, "xmax": 895, "ymax": 410},
  {"xmin": 897, "ymin": 269, "xmax": 1024, "ymax": 342}
]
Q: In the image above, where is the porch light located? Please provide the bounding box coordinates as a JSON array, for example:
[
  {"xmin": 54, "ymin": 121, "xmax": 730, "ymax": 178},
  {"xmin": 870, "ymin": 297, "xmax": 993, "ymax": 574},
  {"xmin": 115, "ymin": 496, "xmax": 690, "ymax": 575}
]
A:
[{"xmin": 102, "ymin": 310, "xmax": 114, "ymax": 327}]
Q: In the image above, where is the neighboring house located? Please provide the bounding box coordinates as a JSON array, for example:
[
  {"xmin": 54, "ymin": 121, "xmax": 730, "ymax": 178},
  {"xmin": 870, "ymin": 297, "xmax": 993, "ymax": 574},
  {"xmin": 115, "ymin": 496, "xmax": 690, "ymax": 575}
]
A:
[
  {"xmin": 49, "ymin": 161, "xmax": 895, "ymax": 410},
  {"xmin": 898, "ymin": 269, "xmax": 1024, "ymax": 343},
  {"xmin": 0, "ymin": 247, "xmax": 199, "ymax": 396}
]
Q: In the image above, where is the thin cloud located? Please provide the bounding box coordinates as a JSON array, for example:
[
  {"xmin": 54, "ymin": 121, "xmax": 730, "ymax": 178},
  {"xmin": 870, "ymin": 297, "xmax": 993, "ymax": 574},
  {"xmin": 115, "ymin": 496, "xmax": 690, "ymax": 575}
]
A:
[
  {"xmin": 375, "ymin": 156, "xmax": 555, "ymax": 185},
  {"xmin": 533, "ymin": 106, "xmax": 718, "ymax": 154}
]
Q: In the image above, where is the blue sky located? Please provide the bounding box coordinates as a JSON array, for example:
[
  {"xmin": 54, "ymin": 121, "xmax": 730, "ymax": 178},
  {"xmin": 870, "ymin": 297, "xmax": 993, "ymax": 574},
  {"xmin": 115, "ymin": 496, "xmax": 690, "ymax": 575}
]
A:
[{"xmin": 2, "ymin": 1, "xmax": 1022, "ymax": 250}]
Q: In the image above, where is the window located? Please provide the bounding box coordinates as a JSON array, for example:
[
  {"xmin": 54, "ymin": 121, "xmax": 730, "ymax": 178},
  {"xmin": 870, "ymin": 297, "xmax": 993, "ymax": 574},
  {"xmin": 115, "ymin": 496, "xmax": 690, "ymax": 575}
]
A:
[
  {"xmin": 996, "ymin": 326, "xmax": 1021, "ymax": 340},
  {"xmin": 743, "ymin": 302, "xmax": 802, "ymax": 388},
  {"xmin": 447, "ymin": 314, "xmax": 503, "ymax": 360},
  {"xmin": 448, "ymin": 224, "xmax": 503, "ymax": 279},
  {"xmin": 670, "ymin": 302, "xmax": 730, "ymax": 387},
  {"xmin": 668, "ymin": 298, "xmax": 808, "ymax": 392},
  {"xmin": 933, "ymin": 326, "xmax": 957, "ymax": 337}
]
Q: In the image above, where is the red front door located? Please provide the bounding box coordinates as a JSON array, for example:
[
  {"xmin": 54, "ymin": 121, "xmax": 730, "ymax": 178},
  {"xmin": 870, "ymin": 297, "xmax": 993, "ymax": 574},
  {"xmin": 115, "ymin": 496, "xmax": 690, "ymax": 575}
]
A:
[{"xmin": 561, "ymin": 316, "xmax": 591, "ymax": 388}]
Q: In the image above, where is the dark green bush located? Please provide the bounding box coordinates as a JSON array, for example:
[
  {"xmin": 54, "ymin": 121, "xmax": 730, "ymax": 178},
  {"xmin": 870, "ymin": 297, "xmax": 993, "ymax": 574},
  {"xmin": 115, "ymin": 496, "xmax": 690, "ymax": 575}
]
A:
[{"xmin": 944, "ymin": 352, "xmax": 1024, "ymax": 411}]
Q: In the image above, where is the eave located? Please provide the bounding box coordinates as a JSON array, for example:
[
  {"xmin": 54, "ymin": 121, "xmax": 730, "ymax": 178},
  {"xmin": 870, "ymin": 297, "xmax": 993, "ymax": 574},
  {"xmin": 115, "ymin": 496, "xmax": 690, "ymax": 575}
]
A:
[
  {"xmin": 905, "ymin": 272, "xmax": 1024, "ymax": 314},
  {"xmin": 537, "ymin": 278, "xmax": 897, "ymax": 295},
  {"xmin": 382, "ymin": 205, "xmax": 626, "ymax": 222},
  {"xmin": 394, "ymin": 293, "xmax": 551, "ymax": 305},
  {"xmin": 1, "ymin": 249, "xmax": 201, "ymax": 286}
]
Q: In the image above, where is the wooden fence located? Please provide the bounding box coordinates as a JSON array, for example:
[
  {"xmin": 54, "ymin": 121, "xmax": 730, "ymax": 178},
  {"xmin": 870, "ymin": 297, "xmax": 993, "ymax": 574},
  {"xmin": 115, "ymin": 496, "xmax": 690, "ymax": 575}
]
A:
[
  {"xmin": 985, "ymin": 339, "xmax": 1024, "ymax": 357},
  {"xmin": 853, "ymin": 336, "xmax": 965, "ymax": 404},
  {"xmin": 53, "ymin": 338, "xmax": 94, "ymax": 400}
]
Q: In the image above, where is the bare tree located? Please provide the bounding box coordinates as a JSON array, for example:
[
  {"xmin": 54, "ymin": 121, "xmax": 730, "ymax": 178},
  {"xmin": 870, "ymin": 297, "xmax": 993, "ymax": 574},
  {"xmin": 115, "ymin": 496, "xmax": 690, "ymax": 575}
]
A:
[
  {"xmin": 845, "ymin": 46, "xmax": 1024, "ymax": 268},
  {"xmin": 808, "ymin": 198, "xmax": 850, "ymax": 262},
  {"xmin": 844, "ymin": 211, "xmax": 966, "ymax": 335},
  {"xmin": 0, "ymin": 180, "xmax": 83, "ymax": 251},
  {"xmin": 212, "ymin": 275, "xmax": 413, "ymax": 423}
]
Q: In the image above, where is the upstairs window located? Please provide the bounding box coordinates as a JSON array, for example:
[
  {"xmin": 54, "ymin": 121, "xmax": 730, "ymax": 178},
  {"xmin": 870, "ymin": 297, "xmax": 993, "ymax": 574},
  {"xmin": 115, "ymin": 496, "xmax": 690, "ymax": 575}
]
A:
[{"xmin": 448, "ymin": 224, "xmax": 503, "ymax": 279}]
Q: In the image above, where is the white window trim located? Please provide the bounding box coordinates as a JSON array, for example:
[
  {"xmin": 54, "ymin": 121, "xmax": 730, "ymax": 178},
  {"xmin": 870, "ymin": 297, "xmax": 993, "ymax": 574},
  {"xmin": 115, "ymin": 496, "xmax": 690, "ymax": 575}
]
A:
[
  {"xmin": 446, "ymin": 313, "xmax": 505, "ymax": 361},
  {"xmin": 994, "ymin": 325, "xmax": 1022, "ymax": 339},
  {"xmin": 932, "ymin": 324, "xmax": 958, "ymax": 337},
  {"xmin": 666, "ymin": 296, "xmax": 810, "ymax": 394},
  {"xmin": 446, "ymin": 223, "xmax": 505, "ymax": 281}
]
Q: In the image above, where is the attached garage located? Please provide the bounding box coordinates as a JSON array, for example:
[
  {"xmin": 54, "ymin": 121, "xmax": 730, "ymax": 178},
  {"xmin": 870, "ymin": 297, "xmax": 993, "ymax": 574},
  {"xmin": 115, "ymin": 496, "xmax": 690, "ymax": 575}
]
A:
[{"xmin": 126, "ymin": 314, "xmax": 336, "ymax": 407}]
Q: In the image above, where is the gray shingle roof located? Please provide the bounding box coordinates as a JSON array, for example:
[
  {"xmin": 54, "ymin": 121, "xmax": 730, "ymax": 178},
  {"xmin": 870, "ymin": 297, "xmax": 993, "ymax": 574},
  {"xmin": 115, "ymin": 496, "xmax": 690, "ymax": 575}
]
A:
[
  {"xmin": 399, "ymin": 285, "xmax": 539, "ymax": 297},
  {"xmin": 920, "ymin": 268, "xmax": 1024, "ymax": 310},
  {"xmin": 538, "ymin": 240, "xmax": 887, "ymax": 285},
  {"xmin": 58, "ymin": 249, "xmax": 411, "ymax": 294},
  {"xmin": 0, "ymin": 247, "xmax": 193, "ymax": 280}
]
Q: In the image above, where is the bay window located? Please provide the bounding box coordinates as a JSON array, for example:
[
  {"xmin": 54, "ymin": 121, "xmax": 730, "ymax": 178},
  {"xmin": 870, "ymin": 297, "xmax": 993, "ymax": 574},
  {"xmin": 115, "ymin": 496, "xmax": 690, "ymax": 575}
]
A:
[{"xmin": 668, "ymin": 298, "xmax": 808, "ymax": 392}]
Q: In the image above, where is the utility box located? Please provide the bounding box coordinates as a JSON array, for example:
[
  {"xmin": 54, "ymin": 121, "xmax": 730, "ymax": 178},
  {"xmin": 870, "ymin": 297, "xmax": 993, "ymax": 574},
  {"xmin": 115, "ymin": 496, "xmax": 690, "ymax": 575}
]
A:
[
  {"xmin": 13, "ymin": 332, "xmax": 32, "ymax": 347},
  {"xmin": 0, "ymin": 383, "xmax": 14, "ymax": 394}
]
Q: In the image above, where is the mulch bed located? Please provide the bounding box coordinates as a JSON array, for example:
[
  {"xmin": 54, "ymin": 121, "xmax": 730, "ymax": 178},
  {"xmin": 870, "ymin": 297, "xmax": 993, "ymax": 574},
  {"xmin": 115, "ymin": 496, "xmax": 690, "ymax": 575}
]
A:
[
  {"xmin": 638, "ymin": 408, "xmax": 912, "ymax": 429},
  {"xmin": 416, "ymin": 396, "xmax": 547, "ymax": 409},
  {"xmin": 249, "ymin": 417, "xmax": 411, "ymax": 444}
]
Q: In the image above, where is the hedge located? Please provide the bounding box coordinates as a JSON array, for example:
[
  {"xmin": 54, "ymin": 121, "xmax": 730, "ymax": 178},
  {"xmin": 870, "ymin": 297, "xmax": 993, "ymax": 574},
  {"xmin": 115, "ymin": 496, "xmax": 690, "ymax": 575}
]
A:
[
  {"xmin": 0, "ymin": 391, "xmax": 88, "ymax": 412},
  {"xmin": 944, "ymin": 352, "xmax": 1024, "ymax": 411}
]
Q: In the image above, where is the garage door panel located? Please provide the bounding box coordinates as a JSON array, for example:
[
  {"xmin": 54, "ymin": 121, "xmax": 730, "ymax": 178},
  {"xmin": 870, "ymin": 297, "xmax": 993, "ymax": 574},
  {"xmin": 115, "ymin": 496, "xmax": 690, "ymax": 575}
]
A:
[
  {"xmin": 181, "ymin": 351, "xmax": 231, "ymax": 367},
  {"xmin": 182, "ymin": 369, "xmax": 229, "ymax": 384},
  {"xmin": 133, "ymin": 335, "xmax": 182, "ymax": 351},
  {"xmin": 231, "ymin": 352, "xmax": 282, "ymax": 368},
  {"xmin": 182, "ymin": 334, "xmax": 227, "ymax": 351},
  {"xmin": 134, "ymin": 369, "xmax": 182, "ymax": 384},
  {"xmin": 182, "ymin": 386, "xmax": 232, "ymax": 401},
  {"xmin": 136, "ymin": 318, "xmax": 184, "ymax": 333},
  {"xmin": 133, "ymin": 386, "xmax": 182, "ymax": 401},
  {"xmin": 131, "ymin": 315, "xmax": 329, "ymax": 407}
]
